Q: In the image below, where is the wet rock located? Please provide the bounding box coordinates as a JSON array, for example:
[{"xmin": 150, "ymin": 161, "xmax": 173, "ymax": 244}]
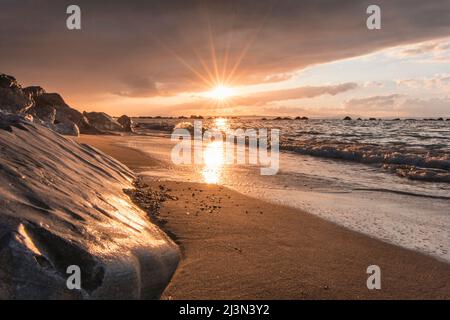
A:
[
  {"xmin": 117, "ymin": 115, "xmax": 134, "ymax": 132},
  {"xmin": 0, "ymin": 115, "xmax": 179, "ymax": 299},
  {"xmin": 343, "ymin": 116, "xmax": 352, "ymax": 120}
]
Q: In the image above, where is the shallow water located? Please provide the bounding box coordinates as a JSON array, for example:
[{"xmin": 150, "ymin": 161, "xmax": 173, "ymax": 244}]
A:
[
  {"xmin": 122, "ymin": 131, "xmax": 450, "ymax": 263},
  {"xmin": 136, "ymin": 117, "xmax": 450, "ymax": 182}
]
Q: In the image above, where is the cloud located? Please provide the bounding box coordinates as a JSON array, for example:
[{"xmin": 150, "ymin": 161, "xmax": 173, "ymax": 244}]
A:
[
  {"xmin": 344, "ymin": 94, "xmax": 404, "ymax": 112},
  {"xmin": 1, "ymin": 0, "xmax": 450, "ymax": 106},
  {"xmin": 400, "ymin": 98, "xmax": 450, "ymax": 117},
  {"xmin": 114, "ymin": 75, "xmax": 161, "ymax": 97},
  {"xmin": 396, "ymin": 74, "xmax": 450, "ymax": 91},
  {"xmin": 235, "ymin": 82, "xmax": 357, "ymax": 106},
  {"xmin": 363, "ymin": 81, "xmax": 385, "ymax": 88},
  {"xmin": 344, "ymin": 94, "xmax": 450, "ymax": 117}
]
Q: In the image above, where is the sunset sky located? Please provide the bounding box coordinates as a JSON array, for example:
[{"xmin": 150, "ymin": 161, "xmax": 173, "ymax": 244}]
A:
[{"xmin": 1, "ymin": 0, "xmax": 450, "ymax": 117}]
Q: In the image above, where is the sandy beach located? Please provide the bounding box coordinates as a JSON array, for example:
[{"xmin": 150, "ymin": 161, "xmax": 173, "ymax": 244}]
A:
[{"xmin": 76, "ymin": 134, "xmax": 450, "ymax": 300}]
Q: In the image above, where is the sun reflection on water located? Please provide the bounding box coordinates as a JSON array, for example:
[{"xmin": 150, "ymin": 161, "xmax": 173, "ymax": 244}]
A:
[
  {"xmin": 201, "ymin": 140, "xmax": 225, "ymax": 184},
  {"xmin": 200, "ymin": 118, "xmax": 231, "ymax": 184}
]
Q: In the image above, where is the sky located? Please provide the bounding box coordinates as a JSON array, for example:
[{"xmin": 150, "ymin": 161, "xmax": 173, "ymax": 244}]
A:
[{"xmin": 1, "ymin": 0, "xmax": 449, "ymax": 117}]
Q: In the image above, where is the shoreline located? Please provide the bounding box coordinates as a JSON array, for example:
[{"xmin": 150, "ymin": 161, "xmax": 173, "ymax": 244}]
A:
[{"xmin": 76, "ymin": 134, "xmax": 450, "ymax": 299}]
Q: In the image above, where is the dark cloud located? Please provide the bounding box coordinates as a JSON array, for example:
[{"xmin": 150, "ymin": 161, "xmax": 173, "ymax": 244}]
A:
[{"xmin": 0, "ymin": 0, "xmax": 449, "ymax": 111}]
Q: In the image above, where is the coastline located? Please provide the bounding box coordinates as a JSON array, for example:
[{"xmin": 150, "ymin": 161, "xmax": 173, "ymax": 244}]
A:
[{"xmin": 76, "ymin": 134, "xmax": 450, "ymax": 299}]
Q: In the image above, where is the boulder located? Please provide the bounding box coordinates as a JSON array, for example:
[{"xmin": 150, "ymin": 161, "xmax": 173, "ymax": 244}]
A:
[
  {"xmin": 23, "ymin": 86, "xmax": 46, "ymax": 99},
  {"xmin": 34, "ymin": 93, "xmax": 99, "ymax": 134},
  {"xmin": 0, "ymin": 114, "xmax": 179, "ymax": 299},
  {"xmin": 117, "ymin": 115, "xmax": 134, "ymax": 132},
  {"xmin": 343, "ymin": 116, "xmax": 352, "ymax": 120},
  {"xmin": 83, "ymin": 111, "xmax": 124, "ymax": 131},
  {"xmin": 0, "ymin": 74, "xmax": 33, "ymax": 114},
  {"xmin": 0, "ymin": 74, "xmax": 20, "ymax": 89},
  {"xmin": 53, "ymin": 122, "xmax": 80, "ymax": 136}
]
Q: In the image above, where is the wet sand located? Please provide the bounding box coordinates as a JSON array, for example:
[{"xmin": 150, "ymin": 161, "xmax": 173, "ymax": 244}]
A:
[{"xmin": 76, "ymin": 135, "xmax": 450, "ymax": 299}]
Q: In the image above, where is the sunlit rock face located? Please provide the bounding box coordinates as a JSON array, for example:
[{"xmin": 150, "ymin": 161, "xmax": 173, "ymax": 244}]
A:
[{"xmin": 0, "ymin": 113, "xmax": 179, "ymax": 299}]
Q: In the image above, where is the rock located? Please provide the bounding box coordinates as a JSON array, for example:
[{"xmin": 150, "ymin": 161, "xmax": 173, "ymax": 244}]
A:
[
  {"xmin": 53, "ymin": 122, "xmax": 80, "ymax": 136},
  {"xmin": 343, "ymin": 116, "xmax": 352, "ymax": 120},
  {"xmin": 295, "ymin": 116, "xmax": 309, "ymax": 120},
  {"xmin": 0, "ymin": 74, "xmax": 21, "ymax": 89},
  {"xmin": 23, "ymin": 86, "xmax": 46, "ymax": 99},
  {"xmin": 0, "ymin": 74, "xmax": 33, "ymax": 114},
  {"xmin": 117, "ymin": 115, "xmax": 134, "ymax": 132},
  {"xmin": 31, "ymin": 104, "xmax": 56, "ymax": 124},
  {"xmin": 83, "ymin": 111, "xmax": 124, "ymax": 131},
  {"xmin": 33, "ymin": 93, "xmax": 99, "ymax": 134},
  {"xmin": 0, "ymin": 115, "xmax": 179, "ymax": 299}
]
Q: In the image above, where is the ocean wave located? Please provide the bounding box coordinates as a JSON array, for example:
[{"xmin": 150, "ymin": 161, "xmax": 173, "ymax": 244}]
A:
[{"xmin": 281, "ymin": 142, "xmax": 450, "ymax": 183}]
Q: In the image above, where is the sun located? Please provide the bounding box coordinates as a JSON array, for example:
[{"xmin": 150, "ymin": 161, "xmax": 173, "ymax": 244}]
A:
[{"xmin": 208, "ymin": 85, "xmax": 234, "ymax": 101}]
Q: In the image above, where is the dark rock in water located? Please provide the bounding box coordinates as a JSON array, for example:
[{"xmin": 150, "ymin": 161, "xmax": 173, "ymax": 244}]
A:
[
  {"xmin": 83, "ymin": 111, "xmax": 124, "ymax": 132},
  {"xmin": 274, "ymin": 117, "xmax": 283, "ymax": 120},
  {"xmin": 369, "ymin": 118, "xmax": 377, "ymax": 121},
  {"xmin": 446, "ymin": 118, "xmax": 450, "ymax": 121},
  {"xmin": 0, "ymin": 113, "xmax": 179, "ymax": 299},
  {"xmin": 437, "ymin": 117, "xmax": 444, "ymax": 121},
  {"xmin": 117, "ymin": 115, "xmax": 134, "ymax": 132},
  {"xmin": 343, "ymin": 116, "xmax": 352, "ymax": 120},
  {"xmin": 357, "ymin": 118, "xmax": 362, "ymax": 121}
]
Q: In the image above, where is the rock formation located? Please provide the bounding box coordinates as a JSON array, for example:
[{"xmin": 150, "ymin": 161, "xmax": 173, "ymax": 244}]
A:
[
  {"xmin": 0, "ymin": 112, "xmax": 179, "ymax": 299},
  {"xmin": 0, "ymin": 74, "xmax": 133, "ymax": 136},
  {"xmin": 117, "ymin": 115, "xmax": 134, "ymax": 132},
  {"xmin": 83, "ymin": 111, "xmax": 124, "ymax": 132}
]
